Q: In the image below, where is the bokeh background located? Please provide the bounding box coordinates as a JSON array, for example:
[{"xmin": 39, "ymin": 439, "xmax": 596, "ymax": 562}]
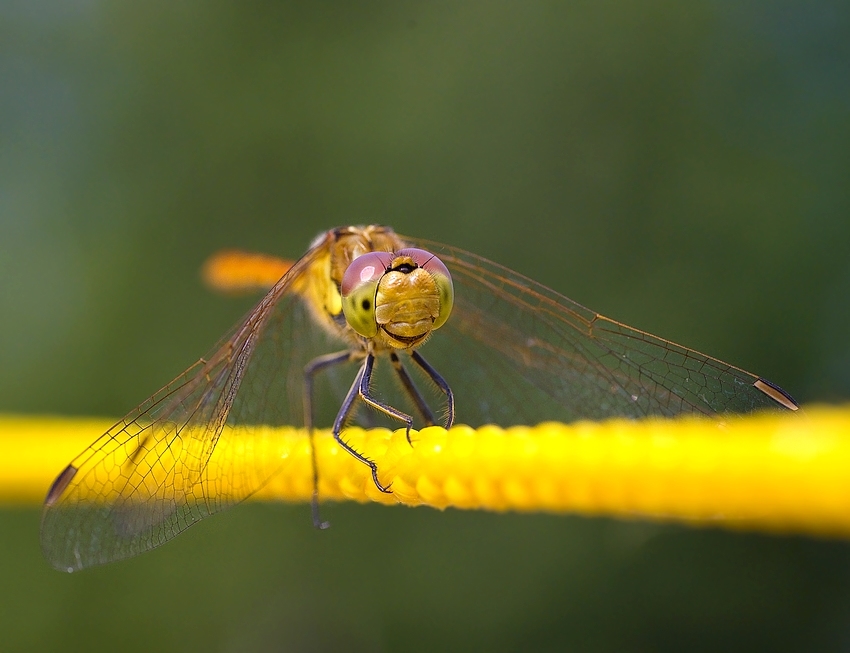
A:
[{"xmin": 2, "ymin": 2, "xmax": 850, "ymax": 651}]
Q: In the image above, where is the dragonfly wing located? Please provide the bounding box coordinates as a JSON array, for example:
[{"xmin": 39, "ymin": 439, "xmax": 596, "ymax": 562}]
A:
[
  {"xmin": 408, "ymin": 237, "xmax": 796, "ymax": 426},
  {"xmin": 40, "ymin": 241, "xmax": 342, "ymax": 571}
]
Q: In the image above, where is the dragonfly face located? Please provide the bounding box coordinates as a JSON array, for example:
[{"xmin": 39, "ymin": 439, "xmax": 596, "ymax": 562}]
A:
[
  {"xmin": 40, "ymin": 223, "xmax": 798, "ymax": 571},
  {"xmin": 341, "ymin": 248, "xmax": 454, "ymax": 349},
  {"xmin": 294, "ymin": 225, "xmax": 453, "ymax": 350}
]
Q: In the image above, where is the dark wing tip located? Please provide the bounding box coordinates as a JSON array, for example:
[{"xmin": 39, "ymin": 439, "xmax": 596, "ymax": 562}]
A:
[
  {"xmin": 754, "ymin": 378, "xmax": 799, "ymax": 411},
  {"xmin": 44, "ymin": 464, "xmax": 78, "ymax": 507}
]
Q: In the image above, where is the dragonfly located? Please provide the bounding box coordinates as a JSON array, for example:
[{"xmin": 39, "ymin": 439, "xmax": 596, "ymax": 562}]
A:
[{"xmin": 41, "ymin": 225, "xmax": 798, "ymax": 571}]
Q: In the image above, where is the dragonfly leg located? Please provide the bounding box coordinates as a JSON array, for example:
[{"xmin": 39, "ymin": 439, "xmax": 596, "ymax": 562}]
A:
[
  {"xmin": 304, "ymin": 349, "xmax": 355, "ymax": 528},
  {"xmin": 390, "ymin": 352, "xmax": 437, "ymax": 442},
  {"xmin": 359, "ymin": 353, "xmax": 416, "ymax": 444},
  {"xmin": 332, "ymin": 355, "xmax": 396, "ymax": 493},
  {"xmin": 410, "ymin": 350, "xmax": 454, "ymax": 429}
]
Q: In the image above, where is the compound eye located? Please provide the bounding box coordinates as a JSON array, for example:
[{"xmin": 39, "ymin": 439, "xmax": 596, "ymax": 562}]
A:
[
  {"xmin": 341, "ymin": 251, "xmax": 393, "ymax": 338},
  {"xmin": 396, "ymin": 248, "xmax": 454, "ymax": 330}
]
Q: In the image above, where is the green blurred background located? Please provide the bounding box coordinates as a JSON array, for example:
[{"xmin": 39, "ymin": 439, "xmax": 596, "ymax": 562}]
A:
[{"xmin": 2, "ymin": 2, "xmax": 850, "ymax": 651}]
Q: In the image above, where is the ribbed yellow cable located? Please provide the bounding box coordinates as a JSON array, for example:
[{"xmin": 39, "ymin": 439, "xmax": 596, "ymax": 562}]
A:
[{"xmin": 2, "ymin": 408, "xmax": 849, "ymax": 538}]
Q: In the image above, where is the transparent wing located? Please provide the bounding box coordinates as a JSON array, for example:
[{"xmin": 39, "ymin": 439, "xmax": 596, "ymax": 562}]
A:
[
  {"xmin": 42, "ymin": 229, "xmax": 796, "ymax": 571},
  {"xmin": 406, "ymin": 236, "xmax": 796, "ymax": 426},
  {"xmin": 40, "ymin": 240, "xmax": 350, "ymax": 572}
]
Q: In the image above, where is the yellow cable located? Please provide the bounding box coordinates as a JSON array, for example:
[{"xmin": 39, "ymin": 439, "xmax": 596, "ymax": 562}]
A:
[{"xmin": 3, "ymin": 408, "xmax": 850, "ymax": 538}]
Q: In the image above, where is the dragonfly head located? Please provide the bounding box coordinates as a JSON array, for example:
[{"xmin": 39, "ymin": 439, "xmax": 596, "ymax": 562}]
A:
[{"xmin": 341, "ymin": 248, "xmax": 454, "ymax": 350}]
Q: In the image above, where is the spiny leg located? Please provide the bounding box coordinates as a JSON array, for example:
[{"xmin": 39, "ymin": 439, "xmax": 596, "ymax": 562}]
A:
[
  {"xmin": 332, "ymin": 355, "xmax": 397, "ymax": 493},
  {"xmin": 304, "ymin": 349, "xmax": 355, "ymax": 528},
  {"xmin": 390, "ymin": 352, "xmax": 437, "ymax": 434},
  {"xmin": 410, "ymin": 350, "xmax": 454, "ymax": 429},
  {"xmin": 358, "ymin": 353, "xmax": 416, "ymax": 444}
]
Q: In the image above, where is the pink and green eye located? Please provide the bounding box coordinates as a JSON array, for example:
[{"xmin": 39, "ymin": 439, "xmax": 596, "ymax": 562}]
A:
[
  {"xmin": 341, "ymin": 251, "xmax": 393, "ymax": 338},
  {"xmin": 340, "ymin": 248, "xmax": 454, "ymax": 338}
]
